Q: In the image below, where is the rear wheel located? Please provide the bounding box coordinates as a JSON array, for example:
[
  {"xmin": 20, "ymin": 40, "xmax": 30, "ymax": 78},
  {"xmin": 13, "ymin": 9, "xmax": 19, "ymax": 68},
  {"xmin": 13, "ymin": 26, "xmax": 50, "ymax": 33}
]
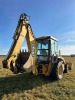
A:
[{"xmin": 51, "ymin": 61, "xmax": 64, "ymax": 80}]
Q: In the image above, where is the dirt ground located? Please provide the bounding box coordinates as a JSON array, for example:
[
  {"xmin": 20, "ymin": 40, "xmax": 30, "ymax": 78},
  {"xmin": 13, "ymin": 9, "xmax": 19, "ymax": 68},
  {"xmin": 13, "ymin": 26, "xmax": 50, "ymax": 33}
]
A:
[{"xmin": 0, "ymin": 56, "xmax": 75, "ymax": 100}]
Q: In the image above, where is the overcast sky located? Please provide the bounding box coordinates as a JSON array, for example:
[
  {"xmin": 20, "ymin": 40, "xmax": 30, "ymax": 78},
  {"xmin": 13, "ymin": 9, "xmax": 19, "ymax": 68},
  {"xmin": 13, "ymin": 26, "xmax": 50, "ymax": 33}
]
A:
[{"xmin": 0, "ymin": 0, "xmax": 75, "ymax": 55}]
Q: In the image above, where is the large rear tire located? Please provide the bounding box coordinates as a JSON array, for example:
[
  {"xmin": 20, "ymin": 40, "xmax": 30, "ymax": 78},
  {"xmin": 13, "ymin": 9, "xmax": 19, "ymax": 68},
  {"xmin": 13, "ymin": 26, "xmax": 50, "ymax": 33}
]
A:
[{"xmin": 51, "ymin": 61, "xmax": 64, "ymax": 80}]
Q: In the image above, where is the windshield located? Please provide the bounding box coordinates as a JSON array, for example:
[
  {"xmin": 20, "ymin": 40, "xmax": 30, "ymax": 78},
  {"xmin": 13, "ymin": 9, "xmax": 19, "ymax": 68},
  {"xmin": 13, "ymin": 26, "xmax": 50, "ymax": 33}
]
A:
[{"xmin": 37, "ymin": 39, "xmax": 49, "ymax": 62}]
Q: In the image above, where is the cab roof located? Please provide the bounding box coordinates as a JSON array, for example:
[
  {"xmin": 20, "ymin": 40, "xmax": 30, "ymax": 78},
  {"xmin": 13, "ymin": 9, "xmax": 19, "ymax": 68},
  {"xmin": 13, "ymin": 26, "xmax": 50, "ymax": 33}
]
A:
[{"xmin": 36, "ymin": 36, "xmax": 58, "ymax": 41}]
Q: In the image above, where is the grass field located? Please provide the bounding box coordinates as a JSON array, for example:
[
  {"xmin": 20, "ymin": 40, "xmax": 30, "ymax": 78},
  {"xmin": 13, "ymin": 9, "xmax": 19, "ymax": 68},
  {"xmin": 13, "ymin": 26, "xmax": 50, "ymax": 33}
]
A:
[{"xmin": 0, "ymin": 56, "xmax": 75, "ymax": 100}]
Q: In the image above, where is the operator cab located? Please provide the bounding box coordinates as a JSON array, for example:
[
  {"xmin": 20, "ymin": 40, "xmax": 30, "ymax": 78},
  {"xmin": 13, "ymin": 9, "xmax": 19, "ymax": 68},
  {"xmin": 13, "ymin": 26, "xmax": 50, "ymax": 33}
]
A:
[{"xmin": 36, "ymin": 36, "xmax": 58, "ymax": 64}]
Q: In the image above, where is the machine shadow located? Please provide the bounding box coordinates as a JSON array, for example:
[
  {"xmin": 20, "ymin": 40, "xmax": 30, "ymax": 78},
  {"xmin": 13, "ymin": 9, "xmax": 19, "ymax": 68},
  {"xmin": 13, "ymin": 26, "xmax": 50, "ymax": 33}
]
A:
[{"xmin": 0, "ymin": 72, "xmax": 56, "ymax": 99}]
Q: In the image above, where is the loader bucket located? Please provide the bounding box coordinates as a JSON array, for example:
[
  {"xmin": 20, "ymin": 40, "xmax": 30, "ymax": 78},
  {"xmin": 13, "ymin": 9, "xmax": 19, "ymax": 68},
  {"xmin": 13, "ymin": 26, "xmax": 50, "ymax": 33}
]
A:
[{"xmin": 23, "ymin": 54, "xmax": 33, "ymax": 72}]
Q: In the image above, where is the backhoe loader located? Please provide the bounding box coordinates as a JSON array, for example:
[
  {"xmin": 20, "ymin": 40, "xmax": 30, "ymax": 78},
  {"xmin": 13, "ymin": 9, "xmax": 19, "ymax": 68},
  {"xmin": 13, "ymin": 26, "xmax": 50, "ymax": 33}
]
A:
[{"xmin": 2, "ymin": 13, "xmax": 72, "ymax": 80}]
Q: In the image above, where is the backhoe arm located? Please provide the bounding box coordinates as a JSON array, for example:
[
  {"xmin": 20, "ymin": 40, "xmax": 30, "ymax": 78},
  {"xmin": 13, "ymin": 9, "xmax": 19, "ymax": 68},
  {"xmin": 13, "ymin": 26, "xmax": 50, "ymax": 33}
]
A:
[{"xmin": 2, "ymin": 14, "xmax": 37, "ymax": 73}]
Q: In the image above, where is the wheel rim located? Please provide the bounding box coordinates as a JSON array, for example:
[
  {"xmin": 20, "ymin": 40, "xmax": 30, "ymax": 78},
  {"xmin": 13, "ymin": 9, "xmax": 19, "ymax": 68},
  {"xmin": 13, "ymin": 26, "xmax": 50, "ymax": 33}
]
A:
[{"xmin": 58, "ymin": 65, "xmax": 63, "ymax": 76}]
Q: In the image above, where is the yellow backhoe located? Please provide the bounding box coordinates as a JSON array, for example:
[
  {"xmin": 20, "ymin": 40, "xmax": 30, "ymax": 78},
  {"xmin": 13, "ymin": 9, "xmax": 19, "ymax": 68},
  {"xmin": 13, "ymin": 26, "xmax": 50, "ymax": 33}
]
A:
[{"xmin": 2, "ymin": 13, "xmax": 72, "ymax": 80}]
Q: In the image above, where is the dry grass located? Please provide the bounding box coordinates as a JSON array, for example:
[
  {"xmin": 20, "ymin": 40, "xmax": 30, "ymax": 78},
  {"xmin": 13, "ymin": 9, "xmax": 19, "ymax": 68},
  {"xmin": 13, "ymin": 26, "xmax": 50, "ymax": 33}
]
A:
[{"xmin": 0, "ymin": 56, "xmax": 75, "ymax": 100}]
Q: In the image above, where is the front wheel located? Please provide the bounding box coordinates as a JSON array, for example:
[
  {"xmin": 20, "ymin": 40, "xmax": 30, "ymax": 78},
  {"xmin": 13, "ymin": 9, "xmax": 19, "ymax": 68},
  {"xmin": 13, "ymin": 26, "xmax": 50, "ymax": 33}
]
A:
[
  {"xmin": 64, "ymin": 64, "xmax": 68, "ymax": 73},
  {"xmin": 51, "ymin": 61, "xmax": 64, "ymax": 80}
]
